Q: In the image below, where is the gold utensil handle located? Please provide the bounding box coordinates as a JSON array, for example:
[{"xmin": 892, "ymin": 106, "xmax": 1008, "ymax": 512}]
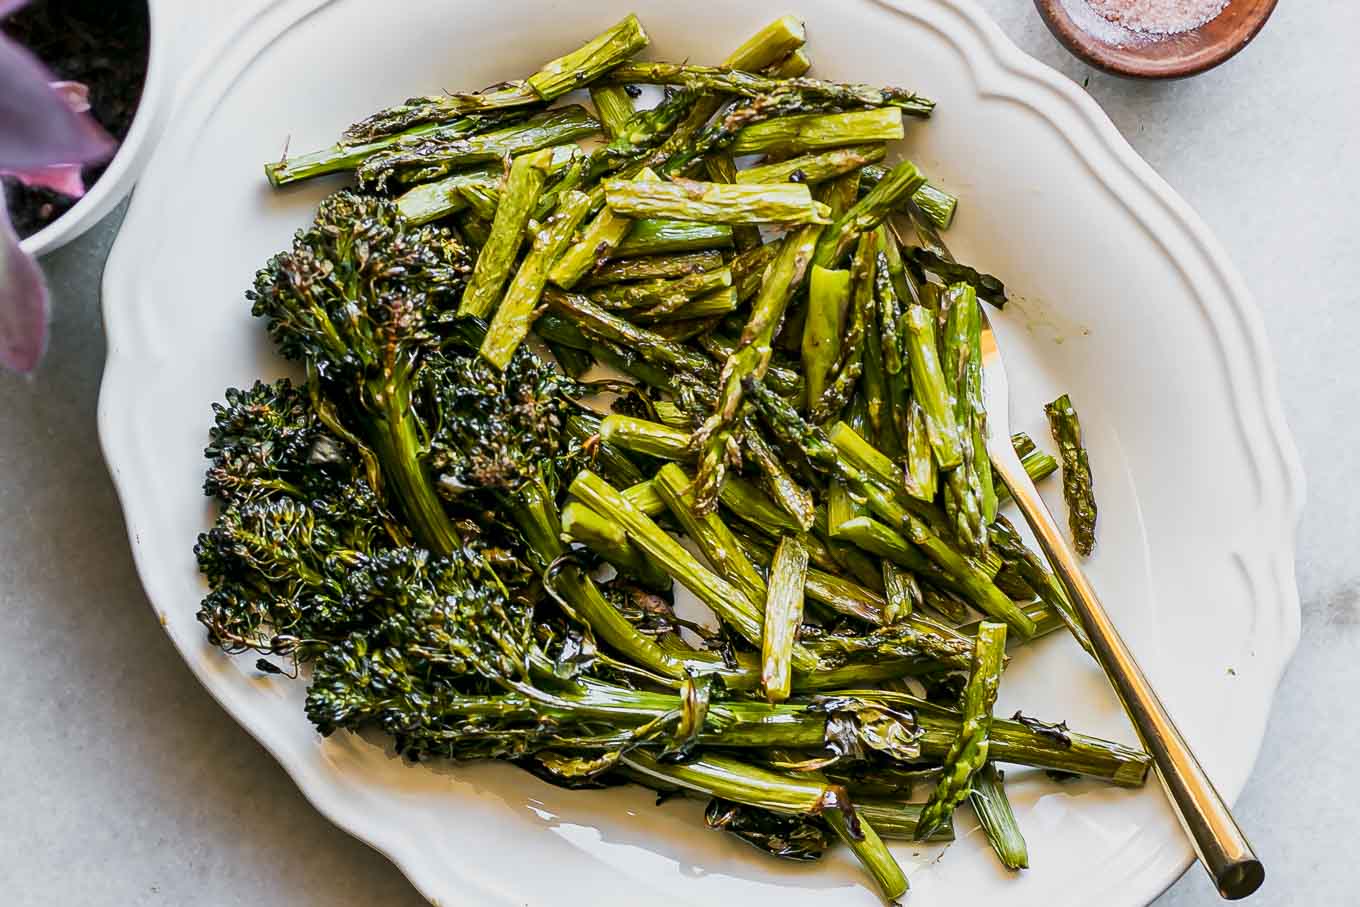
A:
[{"xmin": 990, "ymin": 448, "xmax": 1264, "ymax": 900}]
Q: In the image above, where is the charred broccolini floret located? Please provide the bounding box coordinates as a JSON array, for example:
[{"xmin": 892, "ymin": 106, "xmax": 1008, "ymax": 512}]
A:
[{"xmin": 248, "ymin": 191, "xmax": 471, "ymax": 557}]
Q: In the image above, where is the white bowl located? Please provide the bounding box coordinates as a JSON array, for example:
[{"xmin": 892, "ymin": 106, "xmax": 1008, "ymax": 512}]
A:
[
  {"xmin": 17, "ymin": 0, "xmax": 172, "ymax": 257},
  {"xmin": 97, "ymin": 1, "xmax": 1305, "ymax": 905}
]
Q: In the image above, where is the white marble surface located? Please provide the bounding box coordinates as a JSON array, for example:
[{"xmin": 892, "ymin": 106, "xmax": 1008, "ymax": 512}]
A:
[{"xmin": 1, "ymin": 2, "xmax": 1354, "ymax": 904}]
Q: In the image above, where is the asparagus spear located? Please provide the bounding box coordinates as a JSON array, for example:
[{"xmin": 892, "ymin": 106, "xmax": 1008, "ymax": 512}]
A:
[
  {"xmin": 551, "ymin": 168, "xmax": 661, "ymax": 290},
  {"xmin": 643, "ymin": 285, "xmax": 739, "ymax": 323},
  {"xmin": 393, "ymin": 164, "xmax": 497, "ymax": 225},
  {"xmin": 599, "ymin": 414, "xmax": 691, "ymax": 461},
  {"xmin": 357, "ymin": 105, "xmax": 601, "ymax": 190},
  {"xmin": 589, "ymin": 83, "xmax": 637, "ymax": 139},
  {"xmin": 264, "ymin": 111, "xmax": 527, "ymax": 188},
  {"xmin": 605, "ymin": 177, "xmax": 831, "ymax": 225},
  {"xmin": 1044, "ymin": 393, "xmax": 1098, "ymax": 556},
  {"xmin": 724, "ymin": 15, "xmax": 809, "ymax": 72},
  {"xmin": 704, "ymin": 152, "xmax": 763, "ymax": 252},
  {"xmin": 690, "ymin": 224, "xmax": 823, "ymax": 510},
  {"xmin": 459, "ymin": 147, "xmax": 556, "ymax": 318},
  {"xmin": 969, "ymin": 763, "xmax": 1029, "ymax": 871},
  {"xmin": 764, "ymin": 47, "xmax": 813, "ymax": 78},
  {"xmin": 860, "ymin": 163, "xmax": 959, "ymax": 230},
  {"xmin": 743, "ymin": 422, "xmax": 817, "ymax": 531},
  {"xmin": 560, "ymin": 501, "xmax": 671, "ymax": 592},
  {"xmin": 990, "ymin": 515, "xmax": 1093, "ymax": 656},
  {"xmin": 762, "ymin": 535, "xmax": 809, "ymax": 703},
  {"xmin": 812, "ymin": 159, "xmax": 926, "ymax": 269},
  {"xmin": 480, "ymin": 190, "xmax": 592, "ymax": 369},
  {"xmin": 904, "ymin": 303, "xmax": 964, "ymax": 469},
  {"xmin": 730, "ymin": 107, "xmax": 904, "ymax": 156},
  {"xmin": 916, "ymin": 621, "xmax": 1007, "ymax": 839},
  {"xmin": 545, "ymin": 289, "xmax": 719, "ymax": 381},
  {"xmin": 653, "ymin": 463, "xmax": 770, "ymax": 609},
  {"xmin": 738, "ymin": 144, "xmax": 888, "ymax": 186},
  {"xmin": 342, "ymin": 14, "xmax": 648, "ymax": 143},
  {"xmin": 802, "ymin": 265, "xmax": 851, "ymax": 407},
  {"xmin": 586, "ymin": 267, "xmax": 732, "ymax": 313},
  {"xmin": 939, "ymin": 283, "xmax": 987, "ymax": 554},
  {"xmin": 607, "ymin": 60, "xmax": 933, "ymax": 116},
  {"xmin": 570, "ymin": 470, "xmax": 817, "ymax": 671},
  {"xmin": 882, "ymin": 561, "xmax": 922, "ymax": 624},
  {"xmin": 580, "ymin": 249, "xmax": 724, "ymax": 286},
  {"xmin": 614, "ymin": 219, "xmax": 734, "ymax": 257}
]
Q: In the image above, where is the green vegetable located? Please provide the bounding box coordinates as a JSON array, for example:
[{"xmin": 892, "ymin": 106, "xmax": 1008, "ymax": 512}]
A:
[
  {"xmin": 460, "ymin": 148, "xmax": 556, "ymax": 318},
  {"xmin": 605, "ymin": 177, "xmax": 831, "ymax": 225},
  {"xmin": 761, "ymin": 535, "xmax": 809, "ymax": 703},
  {"xmin": 1045, "ymin": 393, "xmax": 1098, "ymax": 555},
  {"xmin": 917, "ymin": 621, "xmax": 1007, "ymax": 838}
]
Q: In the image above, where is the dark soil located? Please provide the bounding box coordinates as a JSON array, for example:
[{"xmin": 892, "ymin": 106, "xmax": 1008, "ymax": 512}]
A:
[{"xmin": 2, "ymin": 0, "xmax": 150, "ymax": 239}]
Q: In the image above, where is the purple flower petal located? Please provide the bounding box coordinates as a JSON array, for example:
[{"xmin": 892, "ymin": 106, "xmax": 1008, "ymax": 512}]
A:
[
  {"xmin": 0, "ymin": 34, "xmax": 114, "ymax": 170},
  {"xmin": 49, "ymin": 80, "xmax": 93, "ymax": 114},
  {"xmin": 5, "ymin": 162, "xmax": 87, "ymax": 197},
  {"xmin": 0, "ymin": 208, "xmax": 49, "ymax": 373},
  {"xmin": 0, "ymin": 0, "xmax": 29, "ymax": 19}
]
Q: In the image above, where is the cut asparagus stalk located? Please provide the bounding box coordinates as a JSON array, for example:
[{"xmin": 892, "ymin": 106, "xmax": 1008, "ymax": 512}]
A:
[
  {"xmin": 393, "ymin": 164, "xmax": 498, "ymax": 224},
  {"xmin": 705, "ymin": 152, "xmax": 763, "ymax": 251},
  {"xmin": 265, "ymin": 112, "xmax": 523, "ymax": 187},
  {"xmin": 480, "ymin": 190, "xmax": 592, "ymax": 369},
  {"xmin": 613, "ymin": 218, "xmax": 734, "ymax": 257},
  {"xmin": 357, "ymin": 105, "xmax": 601, "ymax": 189},
  {"xmin": 737, "ymin": 144, "xmax": 888, "ymax": 185},
  {"xmin": 904, "ymin": 303, "xmax": 964, "ymax": 469},
  {"xmin": 460, "ymin": 147, "xmax": 556, "ymax": 318},
  {"xmin": 561, "ymin": 501, "xmax": 671, "ymax": 592},
  {"xmin": 764, "ymin": 47, "xmax": 813, "ymax": 78},
  {"xmin": 812, "ymin": 159, "xmax": 926, "ymax": 269},
  {"xmin": 607, "ymin": 60, "xmax": 933, "ymax": 117},
  {"xmin": 969, "ymin": 763, "xmax": 1029, "ymax": 871},
  {"xmin": 653, "ymin": 463, "xmax": 770, "ymax": 611},
  {"xmin": 1044, "ymin": 393, "xmax": 1098, "ymax": 556},
  {"xmin": 730, "ymin": 107, "xmax": 904, "ymax": 156},
  {"xmin": 551, "ymin": 167, "xmax": 661, "ymax": 290},
  {"xmin": 341, "ymin": 14, "xmax": 646, "ymax": 143},
  {"xmin": 598, "ymin": 414, "xmax": 691, "ymax": 461},
  {"xmin": 916, "ymin": 621, "xmax": 1007, "ymax": 839},
  {"xmin": 861, "ymin": 163, "xmax": 959, "ymax": 230},
  {"xmin": 605, "ymin": 177, "xmax": 831, "ymax": 225},
  {"xmin": 589, "ymin": 83, "xmax": 637, "ymax": 139},
  {"xmin": 803, "ymin": 265, "xmax": 850, "ymax": 409},
  {"xmin": 587, "ymin": 267, "xmax": 732, "ymax": 314},
  {"xmin": 580, "ymin": 249, "xmax": 724, "ymax": 286},
  {"xmin": 761, "ymin": 535, "xmax": 809, "ymax": 703}
]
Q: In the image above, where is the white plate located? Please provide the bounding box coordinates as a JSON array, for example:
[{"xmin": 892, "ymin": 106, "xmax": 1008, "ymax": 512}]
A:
[{"xmin": 97, "ymin": 1, "xmax": 1304, "ymax": 904}]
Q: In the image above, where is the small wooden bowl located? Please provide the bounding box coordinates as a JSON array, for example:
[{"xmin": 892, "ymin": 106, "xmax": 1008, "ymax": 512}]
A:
[{"xmin": 1033, "ymin": 0, "xmax": 1278, "ymax": 79}]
